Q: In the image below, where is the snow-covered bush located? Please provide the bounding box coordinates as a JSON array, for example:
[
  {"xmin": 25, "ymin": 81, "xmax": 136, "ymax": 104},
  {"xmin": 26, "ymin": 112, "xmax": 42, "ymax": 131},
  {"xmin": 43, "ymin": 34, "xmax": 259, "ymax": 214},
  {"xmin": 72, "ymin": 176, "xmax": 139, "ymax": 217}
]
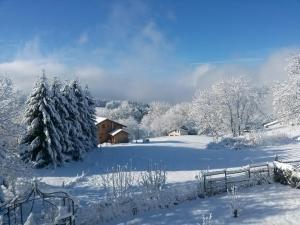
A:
[
  {"xmin": 195, "ymin": 170, "xmax": 208, "ymax": 197},
  {"xmin": 101, "ymin": 162, "xmax": 136, "ymax": 200},
  {"xmin": 78, "ymin": 182, "xmax": 200, "ymax": 225},
  {"xmin": 273, "ymin": 161, "xmax": 300, "ymax": 188},
  {"xmin": 64, "ymin": 171, "xmax": 87, "ymax": 188},
  {"xmin": 206, "ymin": 137, "xmax": 253, "ymax": 150},
  {"xmin": 201, "ymin": 213, "xmax": 212, "ymax": 225},
  {"xmin": 227, "ymin": 186, "xmax": 240, "ymax": 218},
  {"xmin": 207, "ymin": 131, "xmax": 294, "ymax": 150},
  {"xmin": 248, "ymin": 131, "xmax": 294, "ymax": 146},
  {"xmin": 140, "ymin": 160, "xmax": 166, "ymax": 195}
]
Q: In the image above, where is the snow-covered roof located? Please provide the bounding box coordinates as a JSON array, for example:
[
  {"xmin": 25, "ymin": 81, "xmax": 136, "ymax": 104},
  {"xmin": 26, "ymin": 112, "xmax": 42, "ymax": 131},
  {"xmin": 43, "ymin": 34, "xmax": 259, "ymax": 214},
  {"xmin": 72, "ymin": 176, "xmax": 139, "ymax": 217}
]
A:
[
  {"xmin": 109, "ymin": 129, "xmax": 128, "ymax": 136},
  {"xmin": 95, "ymin": 117, "xmax": 127, "ymax": 127},
  {"xmin": 95, "ymin": 117, "xmax": 108, "ymax": 124},
  {"xmin": 263, "ymin": 120, "xmax": 279, "ymax": 128}
]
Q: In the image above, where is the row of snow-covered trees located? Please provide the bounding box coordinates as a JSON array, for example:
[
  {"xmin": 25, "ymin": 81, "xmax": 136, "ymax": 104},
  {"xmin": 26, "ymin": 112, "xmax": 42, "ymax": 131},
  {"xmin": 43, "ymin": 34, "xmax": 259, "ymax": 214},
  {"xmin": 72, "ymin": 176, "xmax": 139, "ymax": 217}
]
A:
[
  {"xmin": 140, "ymin": 54, "xmax": 300, "ymax": 138},
  {"xmin": 20, "ymin": 75, "xmax": 97, "ymax": 168},
  {"xmin": 96, "ymin": 53, "xmax": 300, "ymax": 140},
  {"xmin": 97, "ymin": 100, "xmax": 196, "ymax": 139},
  {"xmin": 97, "ymin": 81, "xmax": 267, "ymax": 139}
]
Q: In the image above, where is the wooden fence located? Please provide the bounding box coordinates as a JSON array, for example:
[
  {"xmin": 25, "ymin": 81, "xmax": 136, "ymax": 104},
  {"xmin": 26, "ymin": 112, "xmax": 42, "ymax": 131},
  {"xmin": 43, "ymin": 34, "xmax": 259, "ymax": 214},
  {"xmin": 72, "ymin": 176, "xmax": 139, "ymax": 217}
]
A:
[
  {"xmin": 200, "ymin": 162, "xmax": 273, "ymax": 195},
  {"xmin": 200, "ymin": 159, "xmax": 300, "ymax": 195}
]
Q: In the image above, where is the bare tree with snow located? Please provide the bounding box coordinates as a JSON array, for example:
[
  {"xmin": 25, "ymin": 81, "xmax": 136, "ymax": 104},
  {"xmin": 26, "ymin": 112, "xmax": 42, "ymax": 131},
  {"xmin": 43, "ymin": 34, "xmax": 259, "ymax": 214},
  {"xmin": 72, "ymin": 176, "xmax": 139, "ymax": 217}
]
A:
[
  {"xmin": 192, "ymin": 77, "xmax": 265, "ymax": 137},
  {"xmin": 273, "ymin": 53, "xmax": 300, "ymax": 124},
  {"xmin": 140, "ymin": 101, "xmax": 171, "ymax": 137},
  {"xmin": 0, "ymin": 76, "xmax": 31, "ymax": 200}
]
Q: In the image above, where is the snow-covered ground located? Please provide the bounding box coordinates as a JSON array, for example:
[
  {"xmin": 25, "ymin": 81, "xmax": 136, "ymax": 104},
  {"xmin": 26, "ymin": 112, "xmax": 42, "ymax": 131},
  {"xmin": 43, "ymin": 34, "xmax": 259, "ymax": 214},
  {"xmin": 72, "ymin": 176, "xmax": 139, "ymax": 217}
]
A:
[
  {"xmin": 35, "ymin": 125, "xmax": 300, "ymax": 224},
  {"xmin": 112, "ymin": 184, "xmax": 300, "ymax": 225}
]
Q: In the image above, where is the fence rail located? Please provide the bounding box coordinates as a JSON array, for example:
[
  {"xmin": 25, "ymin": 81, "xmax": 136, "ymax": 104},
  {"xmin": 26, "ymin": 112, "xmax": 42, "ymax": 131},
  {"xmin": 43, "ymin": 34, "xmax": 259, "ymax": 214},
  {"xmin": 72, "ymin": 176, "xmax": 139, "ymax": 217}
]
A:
[
  {"xmin": 201, "ymin": 162, "xmax": 273, "ymax": 195},
  {"xmin": 200, "ymin": 158, "xmax": 300, "ymax": 196}
]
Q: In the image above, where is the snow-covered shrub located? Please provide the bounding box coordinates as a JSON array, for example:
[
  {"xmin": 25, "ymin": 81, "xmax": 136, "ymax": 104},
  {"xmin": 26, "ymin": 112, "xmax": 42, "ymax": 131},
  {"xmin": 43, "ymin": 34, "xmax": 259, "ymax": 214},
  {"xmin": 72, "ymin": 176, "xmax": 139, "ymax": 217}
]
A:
[
  {"xmin": 250, "ymin": 169, "xmax": 272, "ymax": 186},
  {"xmin": 227, "ymin": 186, "xmax": 240, "ymax": 218},
  {"xmin": 101, "ymin": 162, "xmax": 136, "ymax": 200},
  {"xmin": 207, "ymin": 131, "xmax": 294, "ymax": 150},
  {"xmin": 140, "ymin": 160, "xmax": 166, "ymax": 195},
  {"xmin": 207, "ymin": 137, "xmax": 252, "ymax": 150},
  {"xmin": 195, "ymin": 170, "xmax": 208, "ymax": 197},
  {"xmin": 248, "ymin": 131, "xmax": 294, "ymax": 146},
  {"xmin": 273, "ymin": 161, "xmax": 300, "ymax": 188},
  {"xmin": 78, "ymin": 182, "xmax": 200, "ymax": 225},
  {"xmin": 64, "ymin": 171, "xmax": 87, "ymax": 188},
  {"xmin": 201, "ymin": 213, "xmax": 212, "ymax": 225}
]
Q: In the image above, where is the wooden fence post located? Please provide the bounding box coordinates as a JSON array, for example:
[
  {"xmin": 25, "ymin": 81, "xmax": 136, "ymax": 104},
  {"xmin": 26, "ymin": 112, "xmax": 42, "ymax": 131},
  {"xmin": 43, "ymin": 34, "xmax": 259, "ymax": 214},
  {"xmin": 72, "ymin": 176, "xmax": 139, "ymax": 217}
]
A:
[
  {"xmin": 248, "ymin": 166, "xmax": 251, "ymax": 179},
  {"xmin": 203, "ymin": 174, "xmax": 206, "ymax": 193},
  {"xmin": 224, "ymin": 169, "xmax": 227, "ymax": 191}
]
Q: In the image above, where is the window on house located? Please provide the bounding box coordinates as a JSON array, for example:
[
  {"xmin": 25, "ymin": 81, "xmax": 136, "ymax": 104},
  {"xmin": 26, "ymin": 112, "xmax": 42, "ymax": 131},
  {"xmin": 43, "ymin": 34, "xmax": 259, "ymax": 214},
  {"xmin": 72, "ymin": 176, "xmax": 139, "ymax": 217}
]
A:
[{"xmin": 102, "ymin": 124, "xmax": 105, "ymax": 128}]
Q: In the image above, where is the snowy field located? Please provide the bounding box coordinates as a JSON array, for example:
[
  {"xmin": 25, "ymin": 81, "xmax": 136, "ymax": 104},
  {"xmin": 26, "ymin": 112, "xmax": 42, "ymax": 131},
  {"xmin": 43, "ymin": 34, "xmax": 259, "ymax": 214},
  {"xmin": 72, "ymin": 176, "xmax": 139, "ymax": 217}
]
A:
[
  {"xmin": 35, "ymin": 125, "xmax": 300, "ymax": 224},
  {"xmin": 112, "ymin": 184, "xmax": 300, "ymax": 225}
]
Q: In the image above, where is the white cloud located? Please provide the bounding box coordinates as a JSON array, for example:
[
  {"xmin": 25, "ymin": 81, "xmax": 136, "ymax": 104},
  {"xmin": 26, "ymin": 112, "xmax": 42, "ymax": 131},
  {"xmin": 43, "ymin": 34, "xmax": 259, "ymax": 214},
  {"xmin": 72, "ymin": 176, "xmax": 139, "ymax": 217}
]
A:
[
  {"xmin": 0, "ymin": 1, "xmax": 298, "ymax": 103},
  {"xmin": 0, "ymin": 42, "xmax": 298, "ymax": 103}
]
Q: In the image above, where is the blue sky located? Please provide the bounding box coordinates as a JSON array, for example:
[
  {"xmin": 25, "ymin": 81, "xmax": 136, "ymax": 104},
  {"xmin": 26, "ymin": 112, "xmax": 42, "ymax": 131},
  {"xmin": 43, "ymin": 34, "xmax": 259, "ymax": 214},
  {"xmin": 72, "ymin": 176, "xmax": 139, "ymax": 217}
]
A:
[{"xmin": 0, "ymin": 0, "xmax": 299, "ymax": 102}]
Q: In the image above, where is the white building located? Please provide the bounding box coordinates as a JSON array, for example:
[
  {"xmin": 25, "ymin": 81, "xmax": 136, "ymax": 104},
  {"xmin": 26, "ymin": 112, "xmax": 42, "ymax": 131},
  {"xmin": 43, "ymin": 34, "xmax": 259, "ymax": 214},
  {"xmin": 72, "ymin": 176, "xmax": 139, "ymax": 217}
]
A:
[{"xmin": 168, "ymin": 127, "xmax": 189, "ymax": 136}]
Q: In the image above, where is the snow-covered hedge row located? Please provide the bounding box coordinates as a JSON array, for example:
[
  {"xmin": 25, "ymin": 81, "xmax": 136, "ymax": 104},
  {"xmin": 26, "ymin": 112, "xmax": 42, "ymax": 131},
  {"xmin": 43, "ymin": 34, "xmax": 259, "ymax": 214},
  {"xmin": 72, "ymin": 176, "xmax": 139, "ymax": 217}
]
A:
[
  {"xmin": 75, "ymin": 161, "xmax": 196, "ymax": 224},
  {"xmin": 207, "ymin": 132, "xmax": 295, "ymax": 150},
  {"xmin": 77, "ymin": 184, "xmax": 198, "ymax": 225},
  {"xmin": 273, "ymin": 161, "xmax": 300, "ymax": 187}
]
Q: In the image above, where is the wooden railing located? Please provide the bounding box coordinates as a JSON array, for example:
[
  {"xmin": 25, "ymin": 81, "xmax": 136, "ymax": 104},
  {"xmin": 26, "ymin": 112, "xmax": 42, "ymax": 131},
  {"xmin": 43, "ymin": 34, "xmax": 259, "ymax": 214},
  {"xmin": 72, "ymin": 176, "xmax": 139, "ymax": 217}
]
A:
[
  {"xmin": 200, "ymin": 158, "xmax": 300, "ymax": 196},
  {"xmin": 200, "ymin": 162, "xmax": 272, "ymax": 195}
]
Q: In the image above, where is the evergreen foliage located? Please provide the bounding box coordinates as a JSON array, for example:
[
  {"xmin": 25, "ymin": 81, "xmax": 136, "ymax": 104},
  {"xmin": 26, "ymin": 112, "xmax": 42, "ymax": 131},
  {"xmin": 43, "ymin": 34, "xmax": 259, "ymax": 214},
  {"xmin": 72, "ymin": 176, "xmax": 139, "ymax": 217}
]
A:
[{"xmin": 20, "ymin": 75, "xmax": 97, "ymax": 168}]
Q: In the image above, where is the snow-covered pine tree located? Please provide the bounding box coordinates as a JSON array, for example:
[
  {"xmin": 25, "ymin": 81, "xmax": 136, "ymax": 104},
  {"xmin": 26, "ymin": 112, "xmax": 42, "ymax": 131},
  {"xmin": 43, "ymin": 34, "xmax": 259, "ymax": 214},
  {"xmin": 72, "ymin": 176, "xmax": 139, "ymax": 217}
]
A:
[
  {"xmin": 70, "ymin": 80, "xmax": 90, "ymax": 150},
  {"xmin": 84, "ymin": 85, "xmax": 97, "ymax": 149},
  {"xmin": 62, "ymin": 82, "xmax": 85, "ymax": 160},
  {"xmin": 20, "ymin": 75, "xmax": 63, "ymax": 168},
  {"xmin": 50, "ymin": 78, "xmax": 73, "ymax": 161},
  {"xmin": 70, "ymin": 80, "xmax": 97, "ymax": 151}
]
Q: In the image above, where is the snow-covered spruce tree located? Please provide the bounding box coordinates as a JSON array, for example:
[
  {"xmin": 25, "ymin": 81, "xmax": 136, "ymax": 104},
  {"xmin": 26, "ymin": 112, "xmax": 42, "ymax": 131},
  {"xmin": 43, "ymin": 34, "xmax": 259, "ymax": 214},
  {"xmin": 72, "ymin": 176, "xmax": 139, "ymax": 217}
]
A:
[
  {"xmin": 50, "ymin": 78, "xmax": 73, "ymax": 161},
  {"xmin": 70, "ymin": 80, "xmax": 96, "ymax": 151},
  {"xmin": 62, "ymin": 82, "xmax": 84, "ymax": 160},
  {"xmin": 83, "ymin": 85, "xmax": 97, "ymax": 149},
  {"xmin": 20, "ymin": 75, "xmax": 64, "ymax": 168},
  {"xmin": 273, "ymin": 53, "xmax": 300, "ymax": 124}
]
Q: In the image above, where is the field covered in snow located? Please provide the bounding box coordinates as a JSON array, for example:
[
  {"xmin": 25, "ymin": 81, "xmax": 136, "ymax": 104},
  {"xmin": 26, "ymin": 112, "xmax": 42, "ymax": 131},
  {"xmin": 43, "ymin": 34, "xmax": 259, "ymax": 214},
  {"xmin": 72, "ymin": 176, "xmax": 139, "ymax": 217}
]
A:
[
  {"xmin": 35, "ymin": 125, "xmax": 300, "ymax": 224},
  {"xmin": 113, "ymin": 184, "xmax": 300, "ymax": 225}
]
